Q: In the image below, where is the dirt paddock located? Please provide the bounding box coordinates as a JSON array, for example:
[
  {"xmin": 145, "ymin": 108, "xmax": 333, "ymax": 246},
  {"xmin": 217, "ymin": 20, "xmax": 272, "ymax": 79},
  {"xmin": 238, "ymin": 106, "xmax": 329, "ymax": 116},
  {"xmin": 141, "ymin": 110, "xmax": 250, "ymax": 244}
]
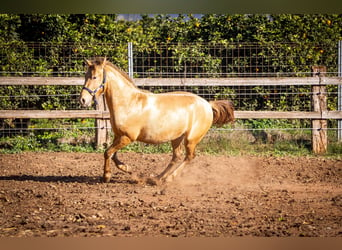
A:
[{"xmin": 0, "ymin": 152, "xmax": 341, "ymax": 237}]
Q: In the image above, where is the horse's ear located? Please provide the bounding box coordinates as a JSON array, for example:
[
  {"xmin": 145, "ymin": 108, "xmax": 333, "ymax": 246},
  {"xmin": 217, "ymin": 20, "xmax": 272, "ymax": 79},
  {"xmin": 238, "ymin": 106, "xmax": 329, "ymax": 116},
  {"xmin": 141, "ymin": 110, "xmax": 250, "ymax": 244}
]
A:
[
  {"xmin": 85, "ymin": 59, "xmax": 92, "ymax": 66},
  {"xmin": 102, "ymin": 57, "xmax": 107, "ymax": 66}
]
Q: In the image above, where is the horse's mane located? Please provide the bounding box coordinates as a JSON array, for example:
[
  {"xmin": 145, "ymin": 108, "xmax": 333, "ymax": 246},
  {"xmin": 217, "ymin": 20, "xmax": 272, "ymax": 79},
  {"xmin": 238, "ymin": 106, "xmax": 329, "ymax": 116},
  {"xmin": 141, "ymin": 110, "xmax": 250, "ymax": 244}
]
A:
[{"xmin": 92, "ymin": 57, "xmax": 137, "ymax": 88}]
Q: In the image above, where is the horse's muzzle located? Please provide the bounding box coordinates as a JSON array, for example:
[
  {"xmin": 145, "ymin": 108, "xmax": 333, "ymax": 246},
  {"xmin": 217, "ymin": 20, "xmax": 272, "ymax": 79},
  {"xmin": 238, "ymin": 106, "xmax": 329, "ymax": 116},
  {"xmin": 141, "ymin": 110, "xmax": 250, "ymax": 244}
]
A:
[
  {"xmin": 79, "ymin": 92, "xmax": 92, "ymax": 108},
  {"xmin": 79, "ymin": 97, "xmax": 87, "ymax": 107}
]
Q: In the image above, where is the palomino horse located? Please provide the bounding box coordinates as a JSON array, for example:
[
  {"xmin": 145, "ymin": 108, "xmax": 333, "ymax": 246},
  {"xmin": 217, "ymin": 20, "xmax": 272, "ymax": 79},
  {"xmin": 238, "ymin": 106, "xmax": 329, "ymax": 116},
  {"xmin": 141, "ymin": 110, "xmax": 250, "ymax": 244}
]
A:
[{"xmin": 79, "ymin": 57, "xmax": 234, "ymax": 184}]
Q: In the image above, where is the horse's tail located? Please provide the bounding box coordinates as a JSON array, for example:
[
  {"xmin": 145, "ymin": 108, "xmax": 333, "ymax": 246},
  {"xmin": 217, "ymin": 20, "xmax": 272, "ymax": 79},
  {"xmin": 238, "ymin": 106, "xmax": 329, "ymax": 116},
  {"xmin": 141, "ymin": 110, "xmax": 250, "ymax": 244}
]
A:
[{"xmin": 209, "ymin": 100, "xmax": 235, "ymax": 127}]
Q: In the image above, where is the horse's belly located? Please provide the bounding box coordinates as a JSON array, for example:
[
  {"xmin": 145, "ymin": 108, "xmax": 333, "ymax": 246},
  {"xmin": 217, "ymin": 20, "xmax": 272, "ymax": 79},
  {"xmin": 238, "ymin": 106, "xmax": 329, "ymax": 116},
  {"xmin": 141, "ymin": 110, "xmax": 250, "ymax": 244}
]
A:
[{"xmin": 137, "ymin": 121, "xmax": 187, "ymax": 144}]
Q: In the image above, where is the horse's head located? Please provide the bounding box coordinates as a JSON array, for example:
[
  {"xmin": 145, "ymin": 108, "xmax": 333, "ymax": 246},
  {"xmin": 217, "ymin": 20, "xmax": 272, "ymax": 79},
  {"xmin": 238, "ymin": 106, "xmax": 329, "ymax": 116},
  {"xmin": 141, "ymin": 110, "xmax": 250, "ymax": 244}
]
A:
[{"xmin": 79, "ymin": 57, "xmax": 107, "ymax": 107}]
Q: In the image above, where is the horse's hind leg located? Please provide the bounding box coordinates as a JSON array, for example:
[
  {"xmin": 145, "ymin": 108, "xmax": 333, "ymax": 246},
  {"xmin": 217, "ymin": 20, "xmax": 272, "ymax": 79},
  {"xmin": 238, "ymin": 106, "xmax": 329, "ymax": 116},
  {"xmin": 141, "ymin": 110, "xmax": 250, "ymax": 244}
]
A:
[
  {"xmin": 146, "ymin": 136, "xmax": 183, "ymax": 185},
  {"xmin": 156, "ymin": 135, "xmax": 183, "ymax": 178},
  {"xmin": 165, "ymin": 139, "xmax": 197, "ymax": 182},
  {"xmin": 156, "ymin": 136, "xmax": 197, "ymax": 183},
  {"xmin": 103, "ymin": 135, "xmax": 131, "ymax": 183}
]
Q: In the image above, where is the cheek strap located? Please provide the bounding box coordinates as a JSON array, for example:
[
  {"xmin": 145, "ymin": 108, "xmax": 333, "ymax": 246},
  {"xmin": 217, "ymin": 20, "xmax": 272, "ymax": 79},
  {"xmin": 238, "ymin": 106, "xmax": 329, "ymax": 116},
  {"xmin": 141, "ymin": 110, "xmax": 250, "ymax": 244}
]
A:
[{"xmin": 82, "ymin": 69, "xmax": 107, "ymax": 106}]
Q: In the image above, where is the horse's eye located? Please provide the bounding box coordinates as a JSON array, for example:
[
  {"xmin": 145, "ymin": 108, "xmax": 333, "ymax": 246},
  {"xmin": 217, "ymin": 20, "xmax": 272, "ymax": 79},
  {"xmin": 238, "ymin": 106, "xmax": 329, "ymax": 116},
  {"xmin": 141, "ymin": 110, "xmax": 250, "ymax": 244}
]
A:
[{"xmin": 92, "ymin": 76, "xmax": 97, "ymax": 80}]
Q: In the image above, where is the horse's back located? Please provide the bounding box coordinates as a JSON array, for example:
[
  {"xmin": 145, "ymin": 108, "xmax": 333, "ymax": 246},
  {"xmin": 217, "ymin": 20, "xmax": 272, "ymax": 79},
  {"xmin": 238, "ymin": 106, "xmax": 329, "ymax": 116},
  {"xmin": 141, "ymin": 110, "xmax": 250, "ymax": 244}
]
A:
[
  {"xmin": 148, "ymin": 91, "xmax": 213, "ymax": 140},
  {"xmin": 153, "ymin": 91, "xmax": 212, "ymax": 117},
  {"xmin": 154, "ymin": 91, "xmax": 207, "ymax": 109}
]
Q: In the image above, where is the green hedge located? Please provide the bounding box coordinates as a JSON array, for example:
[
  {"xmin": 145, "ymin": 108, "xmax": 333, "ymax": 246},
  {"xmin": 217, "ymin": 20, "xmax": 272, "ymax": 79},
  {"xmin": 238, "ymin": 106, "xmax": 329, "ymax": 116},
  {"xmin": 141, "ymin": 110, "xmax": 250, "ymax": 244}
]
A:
[
  {"xmin": 0, "ymin": 14, "xmax": 341, "ymax": 71},
  {"xmin": 0, "ymin": 14, "xmax": 341, "ymax": 151}
]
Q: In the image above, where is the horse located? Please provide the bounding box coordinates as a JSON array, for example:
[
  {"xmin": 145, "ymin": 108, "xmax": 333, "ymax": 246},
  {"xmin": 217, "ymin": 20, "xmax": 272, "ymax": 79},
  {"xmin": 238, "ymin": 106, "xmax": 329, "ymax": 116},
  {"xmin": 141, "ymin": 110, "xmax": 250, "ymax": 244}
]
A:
[{"xmin": 79, "ymin": 57, "xmax": 234, "ymax": 185}]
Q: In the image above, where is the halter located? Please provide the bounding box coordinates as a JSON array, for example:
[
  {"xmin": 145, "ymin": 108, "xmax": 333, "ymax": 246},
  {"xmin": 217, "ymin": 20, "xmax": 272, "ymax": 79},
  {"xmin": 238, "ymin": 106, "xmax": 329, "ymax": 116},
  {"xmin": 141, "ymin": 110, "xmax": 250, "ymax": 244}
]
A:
[{"xmin": 82, "ymin": 69, "xmax": 107, "ymax": 106}]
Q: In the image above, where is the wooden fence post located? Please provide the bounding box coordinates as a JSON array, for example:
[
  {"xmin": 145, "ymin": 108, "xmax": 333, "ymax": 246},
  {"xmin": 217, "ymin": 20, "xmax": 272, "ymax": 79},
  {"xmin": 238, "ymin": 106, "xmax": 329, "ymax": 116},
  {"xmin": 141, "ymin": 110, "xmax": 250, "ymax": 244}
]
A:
[
  {"xmin": 95, "ymin": 95, "xmax": 111, "ymax": 149},
  {"xmin": 311, "ymin": 66, "xmax": 328, "ymax": 154}
]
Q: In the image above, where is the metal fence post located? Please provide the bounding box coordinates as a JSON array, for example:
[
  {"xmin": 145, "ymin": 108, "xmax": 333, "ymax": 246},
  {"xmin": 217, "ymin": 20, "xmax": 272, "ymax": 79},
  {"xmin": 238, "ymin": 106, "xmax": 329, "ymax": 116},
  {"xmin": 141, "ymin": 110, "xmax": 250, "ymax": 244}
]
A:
[
  {"xmin": 128, "ymin": 42, "xmax": 133, "ymax": 79},
  {"xmin": 338, "ymin": 40, "xmax": 342, "ymax": 141}
]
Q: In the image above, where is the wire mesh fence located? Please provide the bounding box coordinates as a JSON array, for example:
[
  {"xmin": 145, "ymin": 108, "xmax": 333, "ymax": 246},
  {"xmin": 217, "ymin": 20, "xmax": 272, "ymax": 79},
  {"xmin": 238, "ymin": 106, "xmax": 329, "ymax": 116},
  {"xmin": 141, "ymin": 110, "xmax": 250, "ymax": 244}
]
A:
[
  {"xmin": 0, "ymin": 41, "xmax": 339, "ymax": 77},
  {"xmin": 0, "ymin": 83, "xmax": 339, "ymax": 112},
  {"xmin": 133, "ymin": 42, "xmax": 338, "ymax": 78},
  {"xmin": 0, "ymin": 41, "xmax": 128, "ymax": 77},
  {"xmin": 0, "ymin": 85, "xmax": 83, "ymax": 110},
  {"xmin": 138, "ymin": 84, "xmax": 318, "ymax": 111},
  {"xmin": 0, "ymin": 41, "xmax": 341, "ymax": 154}
]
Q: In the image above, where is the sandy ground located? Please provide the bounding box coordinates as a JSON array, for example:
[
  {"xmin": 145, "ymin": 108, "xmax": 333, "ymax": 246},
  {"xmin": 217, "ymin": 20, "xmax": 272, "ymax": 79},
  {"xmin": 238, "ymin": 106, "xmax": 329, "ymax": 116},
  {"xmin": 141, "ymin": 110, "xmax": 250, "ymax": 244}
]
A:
[{"xmin": 0, "ymin": 152, "xmax": 341, "ymax": 237}]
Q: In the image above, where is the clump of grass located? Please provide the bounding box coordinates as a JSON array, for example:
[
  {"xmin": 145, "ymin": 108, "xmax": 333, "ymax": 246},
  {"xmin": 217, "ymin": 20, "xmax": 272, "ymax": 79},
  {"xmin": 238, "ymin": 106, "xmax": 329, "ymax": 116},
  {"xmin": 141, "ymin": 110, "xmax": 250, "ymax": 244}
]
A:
[
  {"xmin": 122, "ymin": 142, "xmax": 172, "ymax": 154},
  {"xmin": 0, "ymin": 135, "xmax": 41, "ymax": 153},
  {"xmin": 197, "ymin": 124, "xmax": 316, "ymax": 157},
  {"xmin": 327, "ymin": 142, "xmax": 342, "ymax": 158}
]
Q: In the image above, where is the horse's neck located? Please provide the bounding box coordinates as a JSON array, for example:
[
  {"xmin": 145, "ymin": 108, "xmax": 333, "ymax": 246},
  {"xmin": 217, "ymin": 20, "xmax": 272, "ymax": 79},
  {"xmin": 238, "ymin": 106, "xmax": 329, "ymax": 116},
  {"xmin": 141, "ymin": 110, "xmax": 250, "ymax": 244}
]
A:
[{"xmin": 105, "ymin": 71, "xmax": 141, "ymax": 108}]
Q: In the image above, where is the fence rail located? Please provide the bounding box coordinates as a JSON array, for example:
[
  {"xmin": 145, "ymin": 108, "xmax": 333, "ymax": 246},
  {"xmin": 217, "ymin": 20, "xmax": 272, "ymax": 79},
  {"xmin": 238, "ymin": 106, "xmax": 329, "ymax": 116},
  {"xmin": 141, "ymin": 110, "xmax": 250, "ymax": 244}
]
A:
[
  {"xmin": 1, "ymin": 76, "xmax": 341, "ymax": 86},
  {"xmin": 1, "ymin": 110, "xmax": 342, "ymax": 120},
  {"xmin": 0, "ymin": 76, "xmax": 341, "ymax": 154}
]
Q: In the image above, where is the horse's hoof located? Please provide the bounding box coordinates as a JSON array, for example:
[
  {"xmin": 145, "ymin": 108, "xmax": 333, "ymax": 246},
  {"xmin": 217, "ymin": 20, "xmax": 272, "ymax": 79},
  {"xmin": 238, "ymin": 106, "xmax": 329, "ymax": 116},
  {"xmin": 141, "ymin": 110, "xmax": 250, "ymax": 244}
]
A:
[
  {"xmin": 103, "ymin": 174, "xmax": 111, "ymax": 183},
  {"xmin": 164, "ymin": 175, "xmax": 175, "ymax": 183},
  {"xmin": 146, "ymin": 177, "xmax": 161, "ymax": 186},
  {"xmin": 116, "ymin": 164, "xmax": 132, "ymax": 173}
]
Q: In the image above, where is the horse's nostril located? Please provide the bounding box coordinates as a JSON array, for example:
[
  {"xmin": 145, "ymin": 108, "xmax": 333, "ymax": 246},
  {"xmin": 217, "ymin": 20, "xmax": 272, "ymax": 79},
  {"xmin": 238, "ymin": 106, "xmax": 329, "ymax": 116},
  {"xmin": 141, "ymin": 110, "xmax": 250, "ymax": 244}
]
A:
[{"xmin": 80, "ymin": 98, "xmax": 86, "ymax": 105}]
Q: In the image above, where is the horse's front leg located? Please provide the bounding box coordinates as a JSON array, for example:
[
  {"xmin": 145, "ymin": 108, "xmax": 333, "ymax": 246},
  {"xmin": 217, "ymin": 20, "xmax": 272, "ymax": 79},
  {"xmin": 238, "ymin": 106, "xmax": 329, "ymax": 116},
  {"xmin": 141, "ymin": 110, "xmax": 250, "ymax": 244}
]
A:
[{"xmin": 103, "ymin": 135, "xmax": 131, "ymax": 183}]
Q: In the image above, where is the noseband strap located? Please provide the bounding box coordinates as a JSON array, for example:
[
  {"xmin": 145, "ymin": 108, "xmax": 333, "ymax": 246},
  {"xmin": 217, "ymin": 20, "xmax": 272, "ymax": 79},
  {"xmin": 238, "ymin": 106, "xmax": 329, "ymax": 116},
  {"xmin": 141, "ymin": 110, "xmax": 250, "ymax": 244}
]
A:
[{"xmin": 82, "ymin": 69, "xmax": 107, "ymax": 105}]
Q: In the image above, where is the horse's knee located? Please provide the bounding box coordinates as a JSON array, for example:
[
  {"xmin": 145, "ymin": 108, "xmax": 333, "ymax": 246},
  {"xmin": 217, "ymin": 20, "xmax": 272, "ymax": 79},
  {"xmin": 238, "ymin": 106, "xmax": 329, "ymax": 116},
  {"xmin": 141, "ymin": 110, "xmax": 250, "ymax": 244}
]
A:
[{"xmin": 104, "ymin": 148, "xmax": 113, "ymax": 159}]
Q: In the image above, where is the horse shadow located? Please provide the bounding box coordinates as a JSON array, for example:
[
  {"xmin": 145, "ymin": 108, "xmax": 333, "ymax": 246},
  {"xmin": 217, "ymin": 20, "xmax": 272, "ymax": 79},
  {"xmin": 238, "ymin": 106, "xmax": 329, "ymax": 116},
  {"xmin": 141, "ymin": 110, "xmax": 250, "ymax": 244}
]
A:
[{"xmin": 0, "ymin": 173, "xmax": 133, "ymax": 185}]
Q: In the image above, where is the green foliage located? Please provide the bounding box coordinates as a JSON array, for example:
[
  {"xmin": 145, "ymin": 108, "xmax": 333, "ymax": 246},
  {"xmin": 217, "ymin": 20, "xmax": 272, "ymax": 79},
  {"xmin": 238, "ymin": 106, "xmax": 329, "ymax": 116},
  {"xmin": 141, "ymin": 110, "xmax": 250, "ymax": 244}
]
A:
[
  {"xmin": 123, "ymin": 142, "xmax": 172, "ymax": 154},
  {"xmin": 0, "ymin": 135, "xmax": 41, "ymax": 152},
  {"xmin": 0, "ymin": 119, "xmax": 96, "ymax": 153},
  {"xmin": 197, "ymin": 129, "xmax": 312, "ymax": 157},
  {"xmin": 0, "ymin": 14, "xmax": 340, "ymax": 65},
  {"xmin": 0, "ymin": 85, "xmax": 82, "ymax": 110},
  {"xmin": 0, "ymin": 14, "xmax": 341, "ymax": 156},
  {"xmin": 0, "ymin": 14, "xmax": 21, "ymax": 42},
  {"xmin": 0, "ymin": 14, "xmax": 340, "ymax": 80}
]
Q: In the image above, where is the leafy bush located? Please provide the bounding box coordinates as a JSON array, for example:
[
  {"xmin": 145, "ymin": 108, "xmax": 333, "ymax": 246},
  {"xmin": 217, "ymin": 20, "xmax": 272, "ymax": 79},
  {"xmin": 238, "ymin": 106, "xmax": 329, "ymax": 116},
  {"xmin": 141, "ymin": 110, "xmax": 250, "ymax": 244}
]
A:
[{"xmin": 0, "ymin": 14, "xmax": 341, "ymax": 155}]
